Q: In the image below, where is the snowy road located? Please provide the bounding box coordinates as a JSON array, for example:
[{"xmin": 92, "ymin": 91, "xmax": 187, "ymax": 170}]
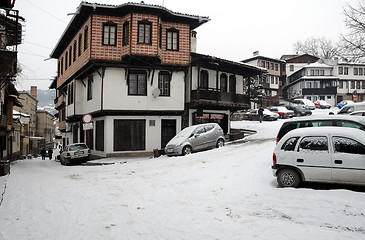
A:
[{"xmin": 1, "ymin": 112, "xmax": 365, "ymax": 239}]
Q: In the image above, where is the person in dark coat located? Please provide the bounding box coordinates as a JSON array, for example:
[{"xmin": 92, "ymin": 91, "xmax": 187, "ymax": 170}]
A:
[
  {"xmin": 258, "ymin": 107, "xmax": 264, "ymax": 123},
  {"xmin": 48, "ymin": 149, "xmax": 53, "ymax": 160},
  {"xmin": 41, "ymin": 148, "xmax": 46, "ymax": 160}
]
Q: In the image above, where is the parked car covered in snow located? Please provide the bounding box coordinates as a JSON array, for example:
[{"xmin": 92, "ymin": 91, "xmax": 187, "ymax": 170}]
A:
[
  {"xmin": 269, "ymin": 106, "xmax": 294, "ymax": 119},
  {"xmin": 337, "ymin": 100, "xmax": 354, "ymax": 109},
  {"xmin": 314, "ymin": 100, "xmax": 331, "ymax": 109},
  {"xmin": 286, "ymin": 105, "xmax": 312, "ymax": 117},
  {"xmin": 272, "ymin": 127, "xmax": 365, "ymax": 187},
  {"xmin": 244, "ymin": 109, "xmax": 279, "ymax": 121},
  {"xmin": 60, "ymin": 143, "xmax": 90, "ymax": 165},
  {"xmin": 349, "ymin": 110, "xmax": 365, "ymax": 116},
  {"xmin": 293, "ymin": 98, "xmax": 315, "ymax": 110},
  {"xmin": 165, "ymin": 123, "xmax": 225, "ymax": 156}
]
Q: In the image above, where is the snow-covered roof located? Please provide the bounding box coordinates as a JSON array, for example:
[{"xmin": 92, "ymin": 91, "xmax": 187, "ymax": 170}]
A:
[{"xmin": 303, "ymin": 62, "xmax": 333, "ymax": 68}]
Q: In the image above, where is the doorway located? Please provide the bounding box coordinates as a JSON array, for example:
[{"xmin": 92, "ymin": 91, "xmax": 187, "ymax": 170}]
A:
[{"xmin": 161, "ymin": 120, "xmax": 176, "ymax": 148}]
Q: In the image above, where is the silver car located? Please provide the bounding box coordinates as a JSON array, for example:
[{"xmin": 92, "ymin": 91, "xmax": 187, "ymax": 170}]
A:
[
  {"xmin": 165, "ymin": 123, "xmax": 225, "ymax": 156},
  {"xmin": 60, "ymin": 143, "xmax": 90, "ymax": 165}
]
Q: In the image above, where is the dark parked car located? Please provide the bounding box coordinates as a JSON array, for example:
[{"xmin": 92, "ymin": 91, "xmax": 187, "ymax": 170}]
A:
[
  {"xmin": 276, "ymin": 115, "xmax": 365, "ymax": 144},
  {"xmin": 286, "ymin": 105, "xmax": 312, "ymax": 117}
]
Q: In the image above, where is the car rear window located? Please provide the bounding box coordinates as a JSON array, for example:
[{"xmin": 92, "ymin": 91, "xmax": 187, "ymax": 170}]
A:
[
  {"xmin": 281, "ymin": 137, "xmax": 299, "ymax": 151},
  {"xmin": 69, "ymin": 144, "xmax": 88, "ymax": 151}
]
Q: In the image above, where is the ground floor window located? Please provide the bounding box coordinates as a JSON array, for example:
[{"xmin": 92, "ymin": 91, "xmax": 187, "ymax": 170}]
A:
[
  {"xmin": 96, "ymin": 120, "xmax": 104, "ymax": 151},
  {"xmin": 114, "ymin": 119, "xmax": 145, "ymax": 151}
]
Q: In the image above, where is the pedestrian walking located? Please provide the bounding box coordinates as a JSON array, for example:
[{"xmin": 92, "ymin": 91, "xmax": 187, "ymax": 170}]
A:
[
  {"xmin": 258, "ymin": 106, "xmax": 264, "ymax": 123},
  {"xmin": 48, "ymin": 148, "xmax": 53, "ymax": 160},
  {"xmin": 41, "ymin": 148, "xmax": 46, "ymax": 160}
]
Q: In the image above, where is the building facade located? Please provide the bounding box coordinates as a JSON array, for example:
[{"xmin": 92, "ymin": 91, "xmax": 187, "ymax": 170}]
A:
[{"xmin": 241, "ymin": 54, "xmax": 285, "ymax": 106}]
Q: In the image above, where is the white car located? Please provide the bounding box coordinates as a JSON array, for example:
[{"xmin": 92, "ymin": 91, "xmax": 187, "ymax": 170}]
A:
[
  {"xmin": 60, "ymin": 143, "xmax": 90, "ymax": 165},
  {"xmin": 314, "ymin": 100, "xmax": 331, "ymax": 109},
  {"xmin": 293, "ymin": 98, "xmax": 315, "ymax": 110},
  {"xmin": 272, "ymin": 127, "xmax": 365, "ymax": 187}
]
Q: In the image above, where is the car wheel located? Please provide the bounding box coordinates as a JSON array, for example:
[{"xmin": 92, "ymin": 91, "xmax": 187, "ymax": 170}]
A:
[
  {"xmin": 277, "ymin": 168, "xmax": 301, "ymax": 188},
  {"xmin": 216, "ymin": 139, "xmax": 224, "ymax": 148},
  {"xmin": 60, "ymin": 157, "xmax": 64, "ymax": 165},
  {"xmin": 182, "ymin": 146, "xmax": 192, "ymax": 155}
]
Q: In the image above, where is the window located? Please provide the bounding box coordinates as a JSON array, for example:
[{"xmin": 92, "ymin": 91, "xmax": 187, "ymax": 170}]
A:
[
  {"xmin": 166, "ymin": 28, "xmax": 179, "ymax": 51},
  {"xmin": 344, "ymin": 67, "xmax": 349, "ymax": 75},
  {"xmin": 281, "ymin": 137, "xmax": 299, "ymax": 151},
  {"xmin": 351, "ymin": 81, "xmax": 355, "ymax": 89},
  {"xmin": 313, "ymin": 82, "xmax": 318, "ymax": 88},
  {"xmin": 357, "ymin": 81, "xmax": 361, "ymax": 89},
  {"xmin": 200, "ymin": 70, "xmax": 208, "ymax": 90},
  {"xmin": 290, "ymin": 65, "xmax": 294, "ymax": 71},
  {"xmin": 261, "ymin": 61, "xmax": 265, "ymax": 68},
  {"xmin": 138, "ymin": 20, "xmax": 152, "ymax": 44},
  {"xmin": 299, "ymin": 136, "xmax": 328, "ymax": 152},
  {"xmin": 360, "ymin": 68, "xmax": 363, "ymax": 75},
  {"xmin": 114, "ymin": 119, "xmax": 145, "ymax": 151},
  {"xmin": 87, "ymin": 75, "xmax": 93, "ymax": 101},
  {"xmin": 266, "ymin": 62, "xmax": 269, "ymax": 69},
  {"xmin": 339, "ymin": 67, "xmax": 343, "ymax": 75},
  {"xmin": 84, "ymin": 26, "xmax": 89, "ymax": 50},
  {"xmin": 306, "ymin": 82, "xmax": 312, "ymax": 88},
  {"xmin": 229, "ymin": 75, "xmax": 236, "ymax": 93},
  {"xmin": 72, "ymin": 125, "xmax": 78, "ymax": 143},
  {"xmin": 310, "ymin": 70, "xmax": 314, "ymax": 76},
  {"xmin": 354, "ymin": 68, "xmax": 358, "ymax": 75},
  {"xmin": 96, "ymin": 120, "xmax": 104, "ymax": 151},
  {"xmin": 73, "ymin": 41, "xmax": 77, "ymax": 62},
  {"xmin": 58, "ymin": 61, "xmax": 60, "ymax": 77},
  {"xmin": 65, "ymin": 52, "xmax": 68, "ymax": 70},
  {"xmin": 332, "ymin": 136, "xmax": 365, "ymax": 155},
  {"xmin": 68, "ymin": 82, "xmax": 74, "ymax": 105},
  {"xmin": 271, "ymin": 63, "xmax": 274, "ymax": 70},
  {"xmin": 78, "ymin": 34, "xmax": 82, "ymax": 56},
  {"xmin": 123, "ymin": 21, "xmax": 129, "ymax": 46},
  {"xmin": 320, "ymin": 70, "xmax": 324, "ymax": 76},
  {"xmin": 103, "ymin": 22, "xmax": 117, "ymax": 46},
  {"xmin": 363, "ymin": 81, "xmax": 365, "ymax": 89},
  {"xmin": 315, "ymin": 69, "xmax": 319, "ymax": 76},
  {"xmin": 220, "ymin": 73, "xmax": 227, "ymax": 92},
  {"xmin": 271, "ymin": 76, "xmax": 274, "ymax": 84},
  {"xmin": 128, "ymin": 71, "xmax": 147, "ymax": 95},
  {"xmin": 158, "ymin": 72, "xmax": 170, "ymax": 96},
  {"xmin": 275, "ymin": 64, "xmax": 278, "ymax": 71},
  {"xmin": 60, "ymin": 57, "xmax": 63, "ymax": 75},
  {"xmin": 69, "ymin": 46, "xmax": 72, "ymax": 66}
]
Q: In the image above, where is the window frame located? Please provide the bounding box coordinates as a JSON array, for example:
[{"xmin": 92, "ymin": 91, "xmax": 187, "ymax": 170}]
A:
[
  {"xmin": 200, "ymin": 70, "xmax": 209, "ymax": 90},
  {"xmin": 166, "ymin": 28, "xmax": 179, "ymax": 51},
  {"xmin": 128, "ymin": 70, "xmax": 147, "ymax": 96},
  {"xmin": 84, "ymin": 26, "xmax": 89, "ymax": 50},
  {"xmin": 138, "ymin": 20, "xmax": 152, "ymax": 45},
  {"xmin": 87, "ymin": 75, "xmax": 93, "ymax": 101},
  {"xmin": 102, "ymin": 22, "xmax": 117, "ymax": 46},
  {"xmin": 158, "ymin": 71, "xmax": 171, "ymax": 96},
  {"xmin": 123, "ymin": 21, "xmax": 129, "ymax": 46},
  {"xmin": 220, "ymin": 73, "xmax": 227, "ymax": 92}
]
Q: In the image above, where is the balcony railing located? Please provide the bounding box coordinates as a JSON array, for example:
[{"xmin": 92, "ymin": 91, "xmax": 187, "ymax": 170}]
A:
[
  {"xmin": 302, "ymin": 87, "xmax": 337, "ymax": 95},
  {"xmin": 190, "ymin": 89, "xmax": 250, "ymax": 110}
]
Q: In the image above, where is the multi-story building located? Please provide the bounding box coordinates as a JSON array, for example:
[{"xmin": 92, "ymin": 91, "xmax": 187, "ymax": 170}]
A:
[
  {"xmin": 331, "ymin": 61, "xmax": 365, "ymax": 103},
  {"xmin": 50, "ymin": 2, "xmax": 264, "ymax": 157},
  {"xmin": 284, "ymin": 62, "xmax": 338, "ymax": 106},
  {"xmin": 14, "ymin": 90, "xmax": 38, "ymax": 136},
  {"xmin": 0, "ymin": 1, "xmax": 23, "ymax": 161},
  {"xmin": 242, "ymin": 53, "xmax": 285, "ymax": 106},
  {"xmin": 36, "ymin": 110, "xmax": 55, "ymax": 149}
]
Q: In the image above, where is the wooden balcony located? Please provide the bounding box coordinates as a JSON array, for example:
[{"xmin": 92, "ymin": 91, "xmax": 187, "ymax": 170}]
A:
[
  {"xmin": 58, "ymin": 120, "xmax": 66, "ymax": 132},
  {"xmin": 0, "ymin": 114, "xmax": 8, "ymax": 129},
  {"xmin": 55, "ymin": 95, "xmax": 65, "ymax": 109},
  {"xmin": 189, "ymin": 89, "xmax": 250, "ymax": 110}
]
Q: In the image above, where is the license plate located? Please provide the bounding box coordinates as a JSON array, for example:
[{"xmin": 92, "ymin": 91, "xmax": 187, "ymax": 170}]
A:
[
  {"xmin": 74, "ymin": 151, "xmax": 84, "ymax": 155},
  {"xmin": 167, "ymin": 148, "xmax": 174, "ymax": 153}
]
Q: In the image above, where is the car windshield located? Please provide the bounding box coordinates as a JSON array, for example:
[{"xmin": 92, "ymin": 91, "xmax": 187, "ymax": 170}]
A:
[
  {"xmin": 69, "ymin": 144, "xmax": 88, "ymax": 151},
  {"xmin": 173, "ymin": 126, "xmax": 196, "ymax": 139}
]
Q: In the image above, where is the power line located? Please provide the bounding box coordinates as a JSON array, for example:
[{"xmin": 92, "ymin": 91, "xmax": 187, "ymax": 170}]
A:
[{"xmin": 23, "ymin": 0, "xmax": 67, "ymax": 25}]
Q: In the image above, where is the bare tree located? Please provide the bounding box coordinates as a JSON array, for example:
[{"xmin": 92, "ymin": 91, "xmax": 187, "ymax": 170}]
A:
[
  {"xmin": 342, "ymin": 1, "xmax": 365, "ymax": 62},
  {"xmin": 293, "ymin": 37, "xmax": 340, "ymax": 60}
]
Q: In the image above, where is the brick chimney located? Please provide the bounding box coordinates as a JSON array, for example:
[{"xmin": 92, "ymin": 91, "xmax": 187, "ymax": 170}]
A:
[{"xmin": 30, "ymin": 86, "xmax": 37, "ymax": 99}]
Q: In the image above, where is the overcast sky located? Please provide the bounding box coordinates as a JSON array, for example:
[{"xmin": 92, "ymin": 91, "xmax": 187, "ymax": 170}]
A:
[{"xmin": 13, "ymin": 0, "xmax": 359, "ymax": 90}]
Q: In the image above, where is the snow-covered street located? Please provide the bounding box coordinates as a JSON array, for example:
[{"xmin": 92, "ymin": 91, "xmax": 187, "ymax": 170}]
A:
[{"xmin": 0, "ymin": 109, "xmax": 365, "ymax": 240}]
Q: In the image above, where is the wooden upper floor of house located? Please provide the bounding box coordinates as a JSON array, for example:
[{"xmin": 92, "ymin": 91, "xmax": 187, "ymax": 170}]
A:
[{"xmin": 50, "ymin": 2, "xmax": 210, "ymax": 88}]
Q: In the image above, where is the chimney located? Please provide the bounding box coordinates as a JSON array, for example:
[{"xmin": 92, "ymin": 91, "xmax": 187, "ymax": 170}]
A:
[
  {"xmin": 190, "ymin": 31, "xmax": 197, "ymax": 53},
  {"xmin": 253, "ymin": 50, "xmax": 259, "ymax": 56},
  {"xmin": 31, "ymin": 86, "xmax": 37, "ymax": 99}
]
